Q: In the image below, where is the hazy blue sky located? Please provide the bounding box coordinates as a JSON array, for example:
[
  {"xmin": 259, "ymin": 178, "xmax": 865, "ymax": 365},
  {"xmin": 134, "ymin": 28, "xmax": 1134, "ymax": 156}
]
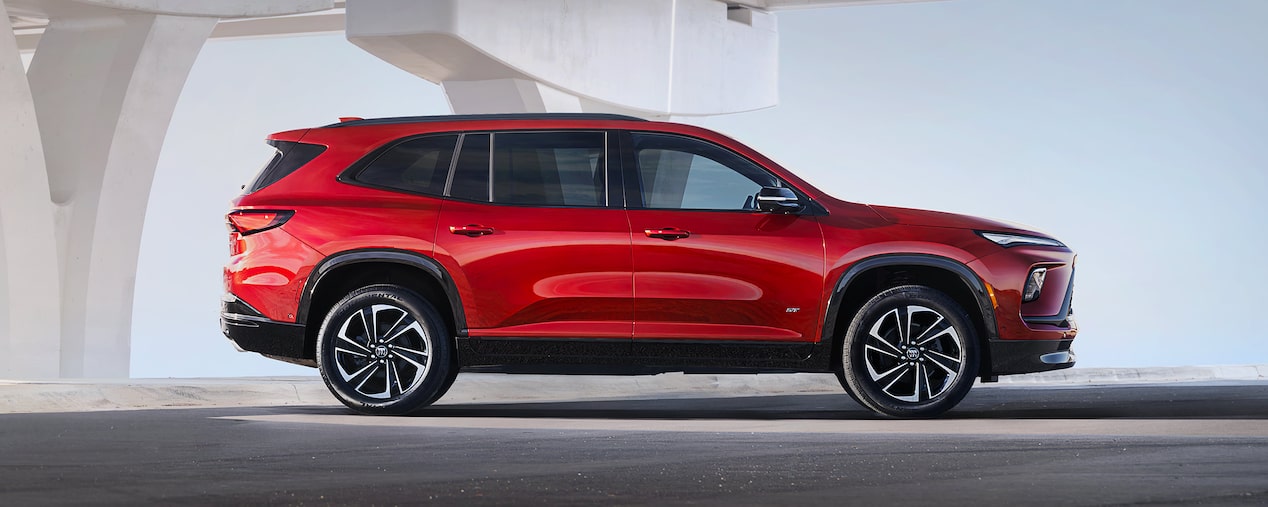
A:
[{"xmin": 133, "ymin": 0, "xmax": 1267, "ymax": 377}]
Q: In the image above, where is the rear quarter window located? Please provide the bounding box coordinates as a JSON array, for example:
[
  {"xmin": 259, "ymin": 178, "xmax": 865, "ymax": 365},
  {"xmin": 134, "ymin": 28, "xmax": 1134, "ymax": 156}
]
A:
[
  {"xmin": 247, "ymin": 141, "xmax": 327, "ymax": 193},
  {"xmin": 350, "ymin": 134, "xmax": 459, "ymax": 196}
]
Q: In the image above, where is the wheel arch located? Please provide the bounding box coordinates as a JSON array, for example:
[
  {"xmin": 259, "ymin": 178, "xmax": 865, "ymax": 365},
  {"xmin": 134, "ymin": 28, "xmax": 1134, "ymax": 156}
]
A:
[
  {"xmin": 297, "ymin": 249, "xmax": 467, "ymax": 360},
  {"xmin": 823, "ymin": 254, "xmax": 998, "ymax": 378}
]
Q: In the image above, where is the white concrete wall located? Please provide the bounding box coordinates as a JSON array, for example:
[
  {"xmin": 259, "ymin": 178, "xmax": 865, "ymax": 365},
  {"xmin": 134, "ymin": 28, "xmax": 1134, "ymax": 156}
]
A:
[
  {"xmin": 670, "ymin": 2, "xmax": 777, "ymax": 115},
  {"xmin": 442, "ymin": 78, "xmax": 584, "ymax": 114}
]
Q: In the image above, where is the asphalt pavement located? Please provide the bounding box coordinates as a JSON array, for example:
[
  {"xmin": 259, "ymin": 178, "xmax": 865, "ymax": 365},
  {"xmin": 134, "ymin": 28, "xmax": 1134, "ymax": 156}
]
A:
[{"xmin": 2, "ymin": 382, "xmax": 1267, "ymax": 505}]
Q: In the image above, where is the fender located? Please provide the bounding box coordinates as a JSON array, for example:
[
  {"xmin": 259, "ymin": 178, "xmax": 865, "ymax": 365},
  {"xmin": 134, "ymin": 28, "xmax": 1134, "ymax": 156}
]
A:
[
  {"xmin": 820, "ymin": 253, "xmax": 998, "ymax": 344},
  {"xmin": 296, "ymin": 248, "xmax": 468, "ymax": 334}
]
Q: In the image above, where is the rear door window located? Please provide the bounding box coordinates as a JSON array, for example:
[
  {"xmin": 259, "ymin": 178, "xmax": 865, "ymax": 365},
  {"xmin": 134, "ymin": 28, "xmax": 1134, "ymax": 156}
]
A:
[
  {"xmin": 491, "ymin": 132, "xmax": 606, "ymax": 207},
  {"xmin": 492, "ymin": 132, "xmax": 606, "ymax": 207},
  {"xmin": 447, "ymin": 133, "xmax": 492, "ymax": 202},
  {"xmin": 445, "ymin": 131, "xmax": 607, "ymax": 207}
]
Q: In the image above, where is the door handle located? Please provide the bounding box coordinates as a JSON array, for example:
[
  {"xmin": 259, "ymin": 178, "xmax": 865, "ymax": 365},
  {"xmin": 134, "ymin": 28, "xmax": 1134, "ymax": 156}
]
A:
[
  {"xmin": 645, "ymin": 228, "xmax": 690, "ymax": 241},
  {"xmin": 451, "ymin": 224, "xmax": 494, "ymax": 237}
]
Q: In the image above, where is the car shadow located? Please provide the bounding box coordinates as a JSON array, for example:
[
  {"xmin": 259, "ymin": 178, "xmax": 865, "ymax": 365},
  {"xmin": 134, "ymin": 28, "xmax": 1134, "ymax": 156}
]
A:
[{"xmin": 287, "ymin": 383, "xmax": 1268, "ymax": 420}]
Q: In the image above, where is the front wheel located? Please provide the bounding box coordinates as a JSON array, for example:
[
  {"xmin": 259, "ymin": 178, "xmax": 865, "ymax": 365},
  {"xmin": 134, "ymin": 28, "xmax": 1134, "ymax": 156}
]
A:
[
  {"xmin": 316, "ymin": 284, "xmax": 455, "ymax": 415},
  {"xmin": 837, "ymin": 285, "xmax": 979, "ymax": 418}
]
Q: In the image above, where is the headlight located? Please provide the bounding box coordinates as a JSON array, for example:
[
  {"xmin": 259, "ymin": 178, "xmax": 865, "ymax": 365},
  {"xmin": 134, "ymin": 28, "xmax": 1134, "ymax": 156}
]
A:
[{"xmin": 977, "ymin": 231, "xmax": 1065, "ymax": 248}]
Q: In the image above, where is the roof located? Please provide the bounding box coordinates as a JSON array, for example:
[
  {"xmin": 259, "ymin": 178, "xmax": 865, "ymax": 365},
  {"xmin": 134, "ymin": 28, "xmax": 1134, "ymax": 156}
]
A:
[{"xmin": 322, "ymin": 113, "xmax": 649, "ymax": 128}]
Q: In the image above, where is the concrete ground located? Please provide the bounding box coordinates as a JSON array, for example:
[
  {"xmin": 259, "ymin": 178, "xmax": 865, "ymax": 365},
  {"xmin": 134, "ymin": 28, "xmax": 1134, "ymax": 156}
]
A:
[
  {"xmin": 3, "ymin": 364, "xmax": 1266, "ymax": 414},
  {"xmin": 1, "ymin": 367, "xmax": 1267, "ymax": 505}
]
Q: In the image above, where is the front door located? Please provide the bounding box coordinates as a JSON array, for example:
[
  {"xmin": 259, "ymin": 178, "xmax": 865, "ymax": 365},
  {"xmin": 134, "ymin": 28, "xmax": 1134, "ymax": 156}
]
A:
[{"xmin": 625, "ymin": 132, "xmax": 825, "ymax": 343}]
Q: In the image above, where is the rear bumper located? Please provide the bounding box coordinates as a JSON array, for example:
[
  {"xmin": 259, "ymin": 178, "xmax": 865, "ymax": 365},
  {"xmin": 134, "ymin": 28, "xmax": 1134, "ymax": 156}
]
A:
[
  {"xmin": 221, "ymin": 294, "xmax": 310, "ymax": 365},
  {"xmin": 987, "ymin": 338, "xmax": 1075, "ymax": 376}
]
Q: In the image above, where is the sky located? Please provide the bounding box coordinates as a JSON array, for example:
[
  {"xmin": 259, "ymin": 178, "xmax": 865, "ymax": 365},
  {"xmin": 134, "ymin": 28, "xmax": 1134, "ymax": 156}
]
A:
[{"xmin": 132, "ymin": 0, "xmax": 1267, "ymax": 377}]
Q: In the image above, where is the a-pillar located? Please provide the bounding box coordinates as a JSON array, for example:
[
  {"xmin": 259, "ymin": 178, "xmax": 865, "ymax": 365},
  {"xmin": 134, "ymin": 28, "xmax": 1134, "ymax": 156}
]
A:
[{"xmin": 26, "ymin": 13, "xmax": 217, "ymax": 377}]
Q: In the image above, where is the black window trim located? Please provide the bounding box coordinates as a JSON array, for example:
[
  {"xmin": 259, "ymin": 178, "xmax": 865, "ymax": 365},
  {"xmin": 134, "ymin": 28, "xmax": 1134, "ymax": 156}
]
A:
[{"xmin": 441, "ymin": 132, "xmax": 467, "ymax": 198}]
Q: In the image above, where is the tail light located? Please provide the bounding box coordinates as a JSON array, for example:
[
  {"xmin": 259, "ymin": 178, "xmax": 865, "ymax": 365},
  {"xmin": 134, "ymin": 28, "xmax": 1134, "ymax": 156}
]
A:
[
  {"xmin": 227, "ymin": 210, "xmax": 293, "ymax": 236},
  {"xmin": 227, "ymin": 210, "xmax": 293, "ymax": 256}
]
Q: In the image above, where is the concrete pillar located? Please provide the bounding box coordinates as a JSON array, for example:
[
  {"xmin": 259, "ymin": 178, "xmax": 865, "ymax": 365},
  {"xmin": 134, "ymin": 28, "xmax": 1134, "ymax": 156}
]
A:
[
  {"xmin": 0, "ymin": 3, "xmax": 61, "ymax": 379},
  {"xmin": 26, "ymin": 13, "xmax": 216, "ymax": 377},
  {"xmin": 1, "ymin": 0, "xmax": 331, "ymax": 379},
  {"xmin": 2, "ymin": 0, "xmax": 917, "ymax": 378}
]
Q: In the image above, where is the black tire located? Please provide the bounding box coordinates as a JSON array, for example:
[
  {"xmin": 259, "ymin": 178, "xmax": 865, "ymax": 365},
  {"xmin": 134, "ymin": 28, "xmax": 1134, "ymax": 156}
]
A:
[
  {"xmin": 316, "ymin": 284, "xmax": 456, "ymax": 415},
  {"xmin": 837, "ymin": 285, "xmax": 979, "ymax": 418},
  {"xmin": 425, "ymin": 365, "xmax": 461, "ymax": 407}
]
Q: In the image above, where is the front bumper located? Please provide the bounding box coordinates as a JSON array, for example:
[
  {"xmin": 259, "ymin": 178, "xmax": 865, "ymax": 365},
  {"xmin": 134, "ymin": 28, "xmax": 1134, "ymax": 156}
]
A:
[
  {"xmin": 221, "ymin": 294, "xmax": 310, "ymax": 365},
  {"xmin": 987, "ymin": 338, "xmax": 1075, "ymax": 376}
]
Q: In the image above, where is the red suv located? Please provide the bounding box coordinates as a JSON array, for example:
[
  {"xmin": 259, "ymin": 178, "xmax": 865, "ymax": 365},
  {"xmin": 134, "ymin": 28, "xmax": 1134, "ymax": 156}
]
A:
[{"xmin": 222, "ymin": 114, "xmax": 1077, "ymax": 418}]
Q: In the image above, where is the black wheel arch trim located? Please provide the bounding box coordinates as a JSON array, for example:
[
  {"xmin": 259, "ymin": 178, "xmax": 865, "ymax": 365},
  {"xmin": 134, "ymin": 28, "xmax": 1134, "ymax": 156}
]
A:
[
  {"xmin": 296, "ymin": 248, "xmax": 468, "ymax": 335},
  {"xmin": 821, "ymin": 253, "xmax": 999, "ymax": 346}
]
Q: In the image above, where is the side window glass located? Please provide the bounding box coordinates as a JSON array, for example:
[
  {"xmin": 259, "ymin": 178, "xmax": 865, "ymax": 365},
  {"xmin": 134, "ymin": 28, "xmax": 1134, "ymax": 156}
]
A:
[
  {"xmin": 632, "ymin": 133, "xmax": 777, "ymax": 211},
  {"xmin": 353, "ymin": 135, "xmax": 457, "ymax": 195},
  {"xmin": 492, "ymin": 132, "xmax": 605, "ymax": 207},
  {"xmin": 248, "ymin": 141, "xmax": 326, "ymax": 194},
  {"xmin": 448, "ymin": 133, "xmax": 491, "ymax": 202}
]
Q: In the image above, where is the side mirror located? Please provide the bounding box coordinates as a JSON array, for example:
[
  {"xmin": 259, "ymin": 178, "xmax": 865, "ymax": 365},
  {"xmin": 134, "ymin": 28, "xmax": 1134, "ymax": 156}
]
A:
[{"xmin": 755, "ymin": 186, "xmax": 803, "ymax": 214}]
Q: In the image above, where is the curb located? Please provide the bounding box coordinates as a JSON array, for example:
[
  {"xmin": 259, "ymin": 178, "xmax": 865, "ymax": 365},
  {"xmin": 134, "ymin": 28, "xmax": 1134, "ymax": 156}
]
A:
[
  {"xmin": 0, "ymin": 377, "xmax": 335, "ymax": 414},
  {"xmin": 2, "ymin": 365, "xmax": 1265, "ymax": 414},
  {"xmin": 993, "ymin": 364, "xmax": 1268, "ymax": 385}
]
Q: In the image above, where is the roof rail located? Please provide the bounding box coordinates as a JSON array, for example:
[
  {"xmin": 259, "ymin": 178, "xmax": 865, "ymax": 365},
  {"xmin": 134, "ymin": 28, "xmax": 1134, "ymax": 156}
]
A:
[{"xmin": 323, "ymin": 113, "xmax": 648, "ymax": 128}]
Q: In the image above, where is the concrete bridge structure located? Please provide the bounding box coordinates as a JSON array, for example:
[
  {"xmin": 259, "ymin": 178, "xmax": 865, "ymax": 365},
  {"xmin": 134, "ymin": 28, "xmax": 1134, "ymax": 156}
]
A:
[{"xmin": 1, "ymin": 0, "xmax": 932, "ymax": 378}]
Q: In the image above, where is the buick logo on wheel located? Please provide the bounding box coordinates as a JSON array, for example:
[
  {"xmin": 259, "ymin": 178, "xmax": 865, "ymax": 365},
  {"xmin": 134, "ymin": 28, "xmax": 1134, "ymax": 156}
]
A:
[
  {"xmin": 375, "ymin": 345, "xmax": 389, "ymax": 358},
  {"xmin": 906, "ymin": 347, "xmax": 921, "ymax": 360}
]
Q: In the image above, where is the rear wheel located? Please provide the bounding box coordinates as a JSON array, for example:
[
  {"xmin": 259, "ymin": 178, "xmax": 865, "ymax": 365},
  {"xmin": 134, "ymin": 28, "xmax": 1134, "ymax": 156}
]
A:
[
  {"xmin": 837, "ymin": 285, "xmax": 979, "ymax": 418},
  {"xmin": 316, "ymin": 284, "xmax": 455, "ymax": 415}
]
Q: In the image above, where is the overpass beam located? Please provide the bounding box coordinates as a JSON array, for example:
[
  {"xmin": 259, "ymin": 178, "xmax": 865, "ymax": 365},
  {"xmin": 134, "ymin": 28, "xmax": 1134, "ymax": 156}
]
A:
[
  {"xmin": 348, "ymin": 0, "xmax": 779, "ymax": 117},
  {"xmin": 441, "ymin": 78, "xmax": 585, "ymax": 114}
]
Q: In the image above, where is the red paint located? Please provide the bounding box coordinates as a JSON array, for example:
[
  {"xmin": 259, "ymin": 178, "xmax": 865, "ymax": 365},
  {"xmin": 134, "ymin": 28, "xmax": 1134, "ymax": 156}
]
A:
[
  {"xmin": 227, "ymin": 115, "xmax": 1077, "ymax": 349},
  {"xmin": 223, "ymin": 225, "xmax": 322, "ymax": 322},
  {"xmin": 432, "ymin": 199, "xmax": 634, "ymax": 336},
  {"xmin": 628, "ymin": 209, "xmax": 824, "ymax": 342}
]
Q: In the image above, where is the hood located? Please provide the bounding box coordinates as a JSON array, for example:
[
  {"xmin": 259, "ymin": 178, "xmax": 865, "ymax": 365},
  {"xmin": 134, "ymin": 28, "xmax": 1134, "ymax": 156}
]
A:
[{"xmin": 867, "ymin": 205, "xmax": 1050, "ymax": 237}]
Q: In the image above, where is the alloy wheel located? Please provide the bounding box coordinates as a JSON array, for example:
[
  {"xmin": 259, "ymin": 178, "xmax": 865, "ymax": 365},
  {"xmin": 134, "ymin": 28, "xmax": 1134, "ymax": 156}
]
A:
[
  {"xmin": 332, "ymin": 303, "xmax": 431, "ymax": 400},
  {"xmin": 862, "ymin": 305, "xmax": 965, "ymax": 403}
]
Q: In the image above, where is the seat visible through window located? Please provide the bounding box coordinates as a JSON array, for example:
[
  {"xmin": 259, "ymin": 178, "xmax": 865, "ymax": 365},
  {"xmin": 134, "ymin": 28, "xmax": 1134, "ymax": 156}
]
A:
[{"xmin": 492, "ymin": 132, "xmax": 605, "ymax": 207}]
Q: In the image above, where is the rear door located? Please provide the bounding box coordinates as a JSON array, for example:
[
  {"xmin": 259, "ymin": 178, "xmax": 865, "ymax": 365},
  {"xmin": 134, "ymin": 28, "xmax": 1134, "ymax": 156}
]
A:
[
  {"xmin": 433, "ymin": 131, "xmax": 633, "ymax": 341},
  {"xmin": 624, "ymin": 132, "xmax": 825, "ymax": 343}
]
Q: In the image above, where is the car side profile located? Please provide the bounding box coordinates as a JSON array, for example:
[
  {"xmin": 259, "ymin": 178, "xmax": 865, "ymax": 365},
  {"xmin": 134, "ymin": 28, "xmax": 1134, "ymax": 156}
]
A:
[{"xmin": 221, "ymin": 113, "xmax": 1077, "ymax": 418}]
